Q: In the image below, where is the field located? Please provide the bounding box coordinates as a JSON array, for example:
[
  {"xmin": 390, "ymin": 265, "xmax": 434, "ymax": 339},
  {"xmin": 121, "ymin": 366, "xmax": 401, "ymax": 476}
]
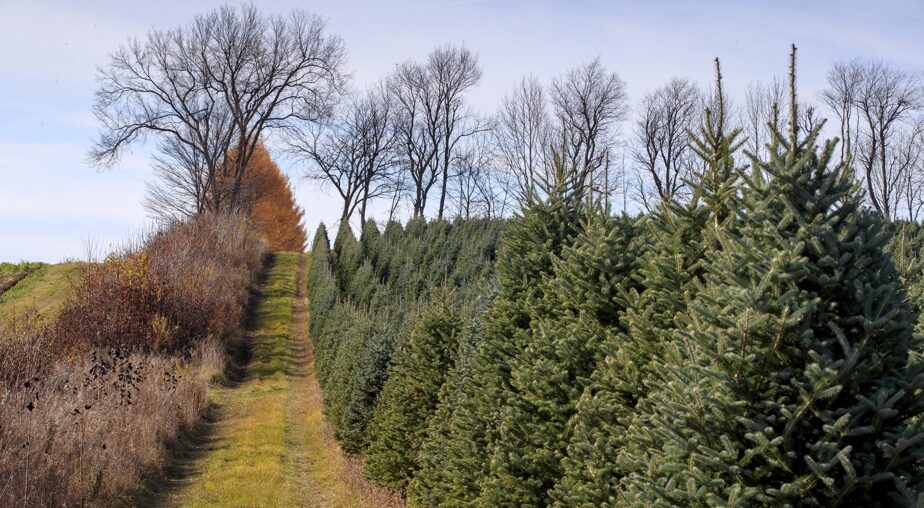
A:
[
  {"xmin": 0, "ymin": 244, "xmax": 402, "ymax": 506},
  {"xmin": 5, "ymin": 2, "xmax": 924, "ymax": 506},
  {"xmin": 0, "ymin": 262, "xmax": 81, "ymax": 325}
]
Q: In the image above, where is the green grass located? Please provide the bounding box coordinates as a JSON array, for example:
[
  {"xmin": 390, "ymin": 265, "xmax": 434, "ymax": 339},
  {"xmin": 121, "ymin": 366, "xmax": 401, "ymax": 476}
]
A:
[
  {"xmin": 0, "ymin": 263, "xmax": 81, "ymax": 324},
  {"xmin": 173, "ymin": 252, "xmax": 301, "ymax": 507},
  {"xmin": 166, "ymin": 252, "xmax": 400, "ymax": 508},
  {"xmin": 0, "ymin": 261, "xmax": 45, "ymax": 298},
  {"xmin": 0, "ymin": 261, "xmax": 46, "ymax": 275}
]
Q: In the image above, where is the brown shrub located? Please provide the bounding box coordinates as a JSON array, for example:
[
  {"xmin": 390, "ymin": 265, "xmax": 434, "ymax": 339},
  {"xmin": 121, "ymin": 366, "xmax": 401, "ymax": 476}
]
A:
[
  {"xmin": 52, "ymin": 213, "xmax": 264, "ymax": 353},
  {"xmin": 0, "ymin": 213, "xmax": 266, "ymax": 505}
]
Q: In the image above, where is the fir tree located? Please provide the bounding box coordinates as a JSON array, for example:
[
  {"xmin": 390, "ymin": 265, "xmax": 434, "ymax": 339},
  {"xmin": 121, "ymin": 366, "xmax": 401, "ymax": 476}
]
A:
[
  {"xmin": 408, "ymin": 155, "xmax": 594, "ymax": 506},
  {"xmin": 618, "ymin": 46, "xmax": 924, "ymax": 507},
  {"xmin": 375, "ymin": 220, "xmax": 405, "ymax": 282},
  {"xmin": 311, "ymin": 215, "xmax": 504, "ymax": 463},
  {"xmin": 348, "ymin": 260, "xmax": 378, "ymax": 307},
  {"xmin": 360, "ymin": 218, "xmax": 381, "ymax": 261},
  {"xmin": 337, "ymin": 320, "xmax": 396, "ymax": 453},
  {"xmin": 365, "ymin": 289, "xmax": 465, "ymax": 490},
  {"xmin": 477, "ymin": 212, "xmax": 641, "ymax": 506},
  {"xmin": 333, "ymin": 221, "xmax": 361, "ymax": 292},
  {"xmin": 308, "ymin": 223, "xmax": 338, "ymax": 340},
  {"xmin": 410, "ymin": 284, "xmax": 495, "ymax": 507},
  {"xmin": 552, "ymin": 58, "xmax": 745, "ymax": 507},
  {"xmin": 313, "ymin": 301, "xmax": 357, "ymax": 392},
  {"xmin": 323, "ymin": 306, "xmax": 374, "ymax": 428},
  {"xmin": 888, "ymin": 222, "xmax": 924, "ymax": 336}
]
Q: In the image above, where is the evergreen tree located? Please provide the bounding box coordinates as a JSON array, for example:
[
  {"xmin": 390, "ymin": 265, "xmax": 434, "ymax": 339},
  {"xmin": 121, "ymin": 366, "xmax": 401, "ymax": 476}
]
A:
[
  {"xmin": 375, "ymin": 220, "xmax": 405, "ymax": 282},
  {"xmin": 408, "ymin": 156, "xmax": 594, "ymax": 506},
  {"xmin": 477, "ymin": 212, "xmax": 641, "ymax": 506},
  {"xmin": 366, "ymin": 289, "xmax": 465, "ymax": 490},
  {"xmin": 410, "ymin": 284, "xmax": 495, "ymax": 507},
  {"xmin": 333, "ymin": 221, "xmax": 361, "ymax": 292},
  {"xmin": 323, "ymin": 306, "xmax": 374, "ymax": 428},
  {"xmin": 337, "ymin": 321, "xmax": 396, "ymax": 453},
  {"xmin": 348, "ymin": 260, "xmax": 378, "ymax": 307},
  {"xmin": 313, "ymin": 301, "xmax": 357, "ymax": 391},
  {"xmin": 618, "ymin": 47, "xmax": 924, "ymax": 506},
  {"xmin": 309, "ymin": 223, "xmax": 332, "ymax": 284},
  {"xmin": 552, "ymin": 59, "xmax": 744, "ymax": 507},
  {"xmin": 308, "ymin": 223, "xmax": 338, "ymax": 340},
  {"xmin": 360, "ymin": 218, "xmax": 381, "ymax": 264},
  {"xmin": 311, "ymin": 215, "xmax": 504, "ymax": 464},
  {"xmin": 888, "ymin": 222, "xmax": 924, "ymax": 336}
]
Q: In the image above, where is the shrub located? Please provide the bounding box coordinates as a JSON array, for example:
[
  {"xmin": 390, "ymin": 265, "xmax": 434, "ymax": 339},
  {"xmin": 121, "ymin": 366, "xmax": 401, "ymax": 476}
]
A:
[
  {"xmin": 52, "ymin": 213, "xmax": 264, "ymax": 353},
  {"xmin": 0, "ymin": 322, "xmax": 221, "ymax": 506},
  {"xmin": 0, "ymin": 213, "xmax": 265, "ymax": 505}
]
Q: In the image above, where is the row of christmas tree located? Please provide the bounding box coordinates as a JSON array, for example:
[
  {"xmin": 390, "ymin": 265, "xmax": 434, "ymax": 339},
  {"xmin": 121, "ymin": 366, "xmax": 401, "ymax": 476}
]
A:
[
  {"xmin": 311, "ymin": 49, "xmax": 924, "ymax": 507},
  {"xmin": 307, "ymin": 215, "xmax": 505, "ymax": 459}
]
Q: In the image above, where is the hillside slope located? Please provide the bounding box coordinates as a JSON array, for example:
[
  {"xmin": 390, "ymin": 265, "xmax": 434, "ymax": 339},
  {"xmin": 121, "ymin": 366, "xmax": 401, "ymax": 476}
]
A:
[{"xmin": 0, "ymin": 263, "xmax": 81, "ymax": 324}]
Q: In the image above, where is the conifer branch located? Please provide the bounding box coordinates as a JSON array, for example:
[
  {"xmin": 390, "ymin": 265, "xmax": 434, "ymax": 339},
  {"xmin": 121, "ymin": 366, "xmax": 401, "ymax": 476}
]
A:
[{"xmin": 789, "ymin": 44, "xmax": 799, "ymax": 152}]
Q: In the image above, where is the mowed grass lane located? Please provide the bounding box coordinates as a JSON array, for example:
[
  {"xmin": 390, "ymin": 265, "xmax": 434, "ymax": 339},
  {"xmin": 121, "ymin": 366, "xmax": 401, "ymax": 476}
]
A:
[{"xmin": 168, "ymin": 252, "xmax": 401, "ymax": 508}]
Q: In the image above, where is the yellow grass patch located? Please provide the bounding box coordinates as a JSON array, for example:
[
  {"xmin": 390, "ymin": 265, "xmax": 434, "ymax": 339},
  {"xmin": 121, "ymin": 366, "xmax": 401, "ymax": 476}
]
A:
[{"xmin": 170, "ymin": 252, "xmax": 402, "ymax": 507}]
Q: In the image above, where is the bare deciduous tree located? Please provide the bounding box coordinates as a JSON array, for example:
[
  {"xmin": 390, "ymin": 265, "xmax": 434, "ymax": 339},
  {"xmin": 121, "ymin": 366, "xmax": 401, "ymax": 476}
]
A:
[
  {"xmin": 895, "ymin": 119, "xmax": 924, "ymax": 220},
  {"xmin": 822, "ymin": 59, "xmax": 923, "ymax": 218},
  {"xmin": 821, "ymin": 62, "xmax": 862, "ymax": 163},
  {"xmin": 290, "ymin": 85, "xmax": 397, "ymax": 224},
  {"xmin": 495, "ymin": 76, "xmax": 552, "ymax": 203},
  {"xmin": 742, "ymin": 77, "xmax": 786, "ymax": 159},
  {"xmin": 388, "ymin": 45, "xmax": 483, "ymax": 219},
  {"xmin": 144, "ymin": 134, "xmax": 213, "ymax": 222},
  {"xmin": 390, "ymin": 61, "xmax": 441, "ymax": 218},
  {"xmin": 431, "ymin": 45, "xmax": 484, "ymax": 219},
  {"xmin": 551, "ymin": 59, "xmax": 629, "ymax": 198},
  {"xmin": 451, "ymin": 129, "xmax": 511, "ymax": 219},
  {"xmin": 632, "ymin": 77, "xmax": 702, "ymax": 210},
  {"xmin": 742, "ymin": 76, "xmax": 821, "ymax": 161},
  {"xmin": 90, "ymin": 5, "xmax": 346, "ymax": 216}
]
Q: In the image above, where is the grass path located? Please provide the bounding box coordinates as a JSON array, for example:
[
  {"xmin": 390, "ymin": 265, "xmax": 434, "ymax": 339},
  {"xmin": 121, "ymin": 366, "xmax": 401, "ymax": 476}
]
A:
[{"xmin": 163, "ymin": 252, "xmax": 401, "ymax": 508}]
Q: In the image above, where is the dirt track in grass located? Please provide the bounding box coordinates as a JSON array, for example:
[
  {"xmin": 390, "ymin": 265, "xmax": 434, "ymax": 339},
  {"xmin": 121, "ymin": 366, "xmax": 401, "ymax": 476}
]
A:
[{"xmin": 150, "ymin": 252, "xmax": 402, "ymax": 507}]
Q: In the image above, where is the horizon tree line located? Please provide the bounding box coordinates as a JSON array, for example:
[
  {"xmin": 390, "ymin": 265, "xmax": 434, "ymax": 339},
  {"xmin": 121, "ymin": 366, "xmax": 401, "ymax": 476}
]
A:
[{"xmin": 89, "ymin": 4, "xmax": 924, "ymax": 229}]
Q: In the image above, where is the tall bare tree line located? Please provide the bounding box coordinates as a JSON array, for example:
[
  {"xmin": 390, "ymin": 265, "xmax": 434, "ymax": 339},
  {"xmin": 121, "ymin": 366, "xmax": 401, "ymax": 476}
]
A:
[
  {"xmin": 90, "ymin": 5, "xmax": 924, "ymax": 226},
  {"xmin": 822, "ymin": 59, "xmax": 924, "ymax": 219}
]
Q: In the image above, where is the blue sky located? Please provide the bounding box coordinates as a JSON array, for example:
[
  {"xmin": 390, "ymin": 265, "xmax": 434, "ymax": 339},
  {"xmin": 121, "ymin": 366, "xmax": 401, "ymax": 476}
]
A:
[{"xmin": 2, "ymin": 0, "xmax": 923, "ymax": 262}]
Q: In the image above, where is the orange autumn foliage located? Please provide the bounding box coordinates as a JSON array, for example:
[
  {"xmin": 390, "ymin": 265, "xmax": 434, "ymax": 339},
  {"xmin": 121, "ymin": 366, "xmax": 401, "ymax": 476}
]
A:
[{"xmin": 238, "ymin": 144, "xmax": 307, "ymax": 252}]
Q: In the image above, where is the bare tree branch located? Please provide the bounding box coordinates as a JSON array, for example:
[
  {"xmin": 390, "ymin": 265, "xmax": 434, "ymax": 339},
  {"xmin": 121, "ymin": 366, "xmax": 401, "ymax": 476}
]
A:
[
  {"xmin": 289, "ymin": 84, "xmax": 397, "ymax": 224},
  {"xmin": 822, "ymin": 59, "xmax": 923, "ymax": 218},
  {"xmin": 495, "ymin": 76, "xmax": 552, "ymax": 204},
  {"xmin": 90, "ymin": 4, "xmax": 346, "ymax": 217},
  {"xmin": 550, "ymin": 58, "xmax": 629, "ymax": 199},
  {"xmin": 631, "ymin": 77, "xmax": 702, "ymax": 210}
]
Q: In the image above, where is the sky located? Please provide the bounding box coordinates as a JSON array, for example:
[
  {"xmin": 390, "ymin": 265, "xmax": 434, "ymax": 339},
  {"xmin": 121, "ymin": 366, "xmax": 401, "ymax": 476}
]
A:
[{"xmin": 2, "ymin": 0, "xmax": 924, "ymax": 262}]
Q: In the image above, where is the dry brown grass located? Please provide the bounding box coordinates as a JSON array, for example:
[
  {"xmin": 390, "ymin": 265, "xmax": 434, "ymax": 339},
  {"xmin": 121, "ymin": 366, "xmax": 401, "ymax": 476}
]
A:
[
  {"xmin": 0, "ymin": 329, "xmax": 217, "ymax": 505},
  {"xmin": 0, "ymin": 213, "xmax": 266, "ymax": 506}
]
